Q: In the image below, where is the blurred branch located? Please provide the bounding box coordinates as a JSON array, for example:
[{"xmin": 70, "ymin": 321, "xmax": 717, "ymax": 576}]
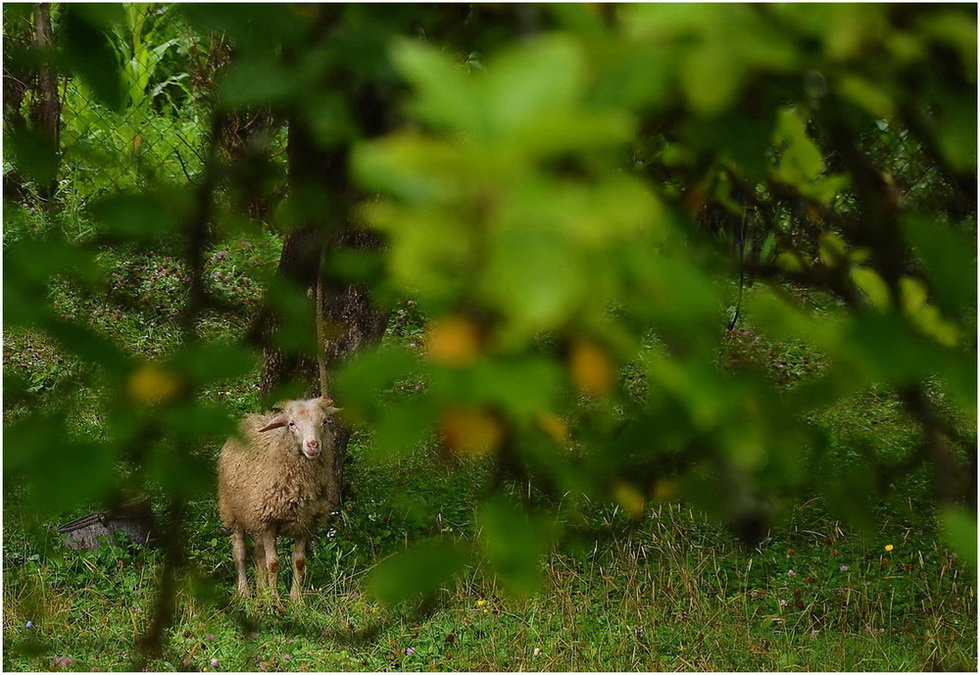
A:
[{"xmin": 136, "ymin": 113, "xmax": 225, "ymax": 666}]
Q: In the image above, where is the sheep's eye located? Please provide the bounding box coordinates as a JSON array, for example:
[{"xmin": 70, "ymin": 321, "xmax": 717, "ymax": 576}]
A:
[
  {"xmin": 321, "ymin": 419, "xmax": 329, "ymax": 426},
  {"xmin": 288, "ymin": 421, "xmax": 296, "ymax": 428}
]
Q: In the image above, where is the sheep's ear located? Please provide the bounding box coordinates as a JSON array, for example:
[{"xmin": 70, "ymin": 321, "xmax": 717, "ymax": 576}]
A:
[
  {"xmin": 323, "ymin": 405, "xmax": 342, "ymax": 416},
  {"xmin": 258, "ymin": 415, "xmax": 288, "ymax": 432}
]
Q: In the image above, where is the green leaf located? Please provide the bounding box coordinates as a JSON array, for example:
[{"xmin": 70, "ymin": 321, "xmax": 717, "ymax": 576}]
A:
[
  {"xmin": 43, "ymin": 319, "xmax": 131, "ymax": 376},
  {"xmin": 370, "ymin": 400, "xmax": 436, "ymax": 460},
  {"xmin": 7, "ymin": 127, "xmax": 58, "ymax": 186},
  {"xmin": 466, "ymin": 357, "xmax": 563, "ymax": 423},
  {"xmin": 681, "ymin": 44, "xmax": 744, "ymax": 117},
  {"xmin": 61, "ymin": 5, "xmax": 124, "ymax": 111},
  {"xmin": 850, "ymin": 267, "xmax": 892, "ymax": 310},
  {"xmin": 301, "ymin": 92, "xmax": 357, "ymax": 147},
  {"xmin": 169, "ymin": 342, "xmax": 258, "ymax": 387},
  {"xmin": 759, "ymin": 232, "xmax": 777, "ymax": 263},
  {"xmin": 774, "ymin": 107, "xmax": 826, "ymax": 185},
  {"xmin": 365, "ymin": 538, "xmax": 468, "ymax": 604},
  {"xmin": 161, "ymin": 403, "xmax": 236, "ymax": 438},
  {"xmin": 4, "ymin": 418, "xmax": 117, "ymax": 515},
  {"xmin": 218, "ymin": 58, "xmax": 300, "ymax": 107},
  {"xmin": 903, "ymin": 214, "xmax": 977, "ymax": 316},
  {"xmin": 89, "ymin": 193, "xmax": 182, "ymax": 242},
  {"xmin": 847, "ymin": 313, "xmax": 944, "ymax": 384},
  {"xmin": 839, "ymin": 75, "xmax": 895, "ymax": 118},
  {"xmin": 482, "ymin": 228, "xmax": 586, "ymax": 339},
  {"xmin": 940, "ymin": 507, "xmax": 977, "ymax": 576},
  {"xmin": 478, "ymin": 496, "xmax": 554, "ymax": 596},
  {"xmin": 390, "ymin": 39, "xmax": 483, "ymax": 133},
  {"xmin": 482, "ymin": 35, "xmax": 587, "ymax": 135},
  {"xmin": 818, "ymin": 232, "xmax": 847, "ymax": 267},
  {"xmin": 334, "ymin": 346, "xmax": 422, "ymax": 417}
]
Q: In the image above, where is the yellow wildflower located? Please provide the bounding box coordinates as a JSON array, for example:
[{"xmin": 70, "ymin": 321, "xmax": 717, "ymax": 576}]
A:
[{"xmin": 884, "ymin": 544, "xmax": 894, "ymax": 552}]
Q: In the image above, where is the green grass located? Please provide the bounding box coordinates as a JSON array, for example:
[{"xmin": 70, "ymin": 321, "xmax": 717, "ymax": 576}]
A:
[
  {"xmin": 3, "ymin": 434, "xmax": 976, "ymax": 672},
  {"xmin": 3, "ymin": 213, "xmax": 976, "ymax": 672}
]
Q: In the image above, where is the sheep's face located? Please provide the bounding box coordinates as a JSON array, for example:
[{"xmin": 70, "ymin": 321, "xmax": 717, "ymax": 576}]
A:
[{"xmin": 258, "ymin": 398, "xmax": 340, "ymax": 460}]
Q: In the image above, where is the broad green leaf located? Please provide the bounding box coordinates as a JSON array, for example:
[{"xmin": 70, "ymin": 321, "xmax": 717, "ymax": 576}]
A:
[
  {"xmin": 482, "ymin": 228, "xmax": 586, "ymax": 339},
  {"xmin": 818, "ymin": 232, "xmax": 847, "ymax": 267},
  {"xmin": 478, "ymin": 496, "xmax": 554, "ymax": 596},
  {"xmin": 218, "ymin": 58, "xmax": 300, "ymax": 107},
  {"xmin": 90, "ymin": 193, "xmax": 182, "ymax": 242},
  {"xmin": 7, "ymin": 127, "xmax": 58, "ymax": 186},
  {"xmin": 850, "ymin": 267, "xmax": 892, "ymax": 310},
  {"xmin": 839, "ymin": 75, "xmax": 895, "ymax": 118},
  {"xmin": 681, "ymin": 44, "xmax": 744, "ymax": 117},
  {"xmin": 61, "ymin": 5, "xmax": 124, "ymax": 111},
  {"xmin": 390, "ymin": 39, "xmax": 483, "ymax": 133},
  {"xmin": 482, "ymin": 34, "xmax": 587, "ymax": 135},
  {"xmin": 334, "ymin": 346, "xmax": 423, "ymax": 417},
  {"xmin": 366, "ymin": 538, "xmax": 468, "ymax": 604},
  {"xmin": 774, "ymin": 107, "xmax": 825, "ymax": 186},
  {"xmin": 168, "ymin": 343, "xmax": 258, "ymax": 387},
  {"xmin": 370, "ymin": 400, "xmax": 437, "ymax": 460},
  {"xmin": 940, "ymin": 507, "xmax": 977, "ymax": 576},
  {"xmin": 903, "ymin": 214, "xmax": 977, "ymax": 316}
]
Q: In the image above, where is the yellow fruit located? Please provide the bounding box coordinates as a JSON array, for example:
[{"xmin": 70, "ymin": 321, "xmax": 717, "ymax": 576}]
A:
[
  {"xmin": 613, "ymin": 481, "xmax": 646, "ymax": 518},
  {"xmin": 426, "ymin": 316, "xmax": 481, "ymax": 366},
  {"xmin": 128, "ymin": 363, "xmax": 182, "ymax": 405},
  {"xmin": 440, "ymin": 407, "xmax": 503, "ymax": 456},
  {"xmin": 570, "ymin": 339, "xmax": 614, "ymax": 397},
  {"xmin": 652, "ymin": 480, "xmax": 678, "ymax": 502},
  {"xmin": 536, "ymin": 412, "xmax": 570, "ymax": 445}
]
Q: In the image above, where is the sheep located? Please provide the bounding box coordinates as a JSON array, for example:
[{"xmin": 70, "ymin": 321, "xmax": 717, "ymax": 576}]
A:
[{"xmin": 217, "ymin": 396, "xmax": 342, "ymax": 602}]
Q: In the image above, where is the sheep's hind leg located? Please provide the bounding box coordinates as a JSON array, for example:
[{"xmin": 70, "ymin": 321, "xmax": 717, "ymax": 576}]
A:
[
  {"xmin": 289, "ymin": 537, "xmax": 308, "ymax": 603},
  {"xmin": 231, "ymin": 527, "xmax": 250, "ymax": 598},
  {"xmin": 259, "ymin": 528, "xmax": 281, "ymax": 604}
]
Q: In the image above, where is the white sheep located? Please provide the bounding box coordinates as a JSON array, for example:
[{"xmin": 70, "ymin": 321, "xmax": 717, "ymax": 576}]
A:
[{"xmin": 217, "ymin": 397, "xmax": 341, "ymax": 602}]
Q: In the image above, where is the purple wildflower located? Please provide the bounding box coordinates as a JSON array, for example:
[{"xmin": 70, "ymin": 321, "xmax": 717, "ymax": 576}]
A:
[
  {"xmin": 839, "ymin": 565, "xmax": 849, "ymax": 572},
  {"xmin": 25, "ymin": 620, "xmax": 34, "ymax": 629},
  {"xmin": 779, "ymin": 599, "xmax": 788, "ymax": 607},
  {"xmin": 787, "ymin": 569, "xmax": 797, "ymax": 577},
  {"xmin": 405, "ymin": 647, "xmax": 416, "ymax": 656},
  {"xmin": 210, "ymin": 657, "xmax": 219, "ymax": 667}
]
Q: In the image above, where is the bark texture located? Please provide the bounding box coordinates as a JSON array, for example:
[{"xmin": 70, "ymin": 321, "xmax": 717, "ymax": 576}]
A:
[
  {"xmin": 32, "ymin": 3, "xmax": 60, "ymax": 204},
  {"xmin": 256, "ymin": 110, "xmax": 388, "ymax": 498}
]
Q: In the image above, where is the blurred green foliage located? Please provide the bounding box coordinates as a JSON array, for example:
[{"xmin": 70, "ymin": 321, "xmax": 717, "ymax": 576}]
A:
[{"xmin": 3, "ymin": 2, "xmax": 975, "ymax": 631}]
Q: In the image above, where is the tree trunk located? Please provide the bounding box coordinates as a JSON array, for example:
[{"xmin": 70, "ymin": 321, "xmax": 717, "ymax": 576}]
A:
[
  {"xmin": 256, "ymin": 111, "xmax": 388, "ymax": 498},
  {"xmin": 32, "ymin": 2, "xmax": 60, "ymax": 205}
]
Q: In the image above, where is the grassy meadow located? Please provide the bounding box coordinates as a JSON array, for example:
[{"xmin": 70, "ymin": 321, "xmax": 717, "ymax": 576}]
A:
[{"xmin": 2, "ymin": 236, "xmax": 976, "ymax": 670}]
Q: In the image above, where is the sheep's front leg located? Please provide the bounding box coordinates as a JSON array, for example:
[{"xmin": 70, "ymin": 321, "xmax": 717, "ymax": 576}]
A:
[
  {"xmin": 289, "ymin": 537, "xmax": 308, "ymax": 603},
  {"xmin": 231, "ymin": 527, "xmax": 250, "ymax": 597},
  {"xmin": 258, "ymin": 528, "xmax": 280, "ymax": 603},
  {"xmin": 253, "ymin": 536, "xmax": 268, "ymax": 594}
]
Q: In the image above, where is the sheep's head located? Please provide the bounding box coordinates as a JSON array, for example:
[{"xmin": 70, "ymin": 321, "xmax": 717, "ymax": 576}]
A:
[{"xmin": 258, "ymin": 397, "xmax": 341, "ymax": 459}]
